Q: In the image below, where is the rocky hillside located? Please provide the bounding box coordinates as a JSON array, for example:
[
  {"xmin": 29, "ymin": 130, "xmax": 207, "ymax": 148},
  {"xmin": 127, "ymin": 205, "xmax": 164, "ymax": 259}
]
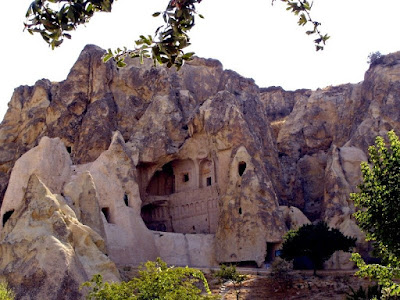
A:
[{"xmin": 0, "ymin": 45, "xmax": 399, "ymax": 299}]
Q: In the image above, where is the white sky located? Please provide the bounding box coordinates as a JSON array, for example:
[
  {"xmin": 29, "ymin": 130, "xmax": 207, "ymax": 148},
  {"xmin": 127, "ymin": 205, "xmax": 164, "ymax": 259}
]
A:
[{"xmin": 1, "ymin": 1, "xmax": 400, "ymax": 121}]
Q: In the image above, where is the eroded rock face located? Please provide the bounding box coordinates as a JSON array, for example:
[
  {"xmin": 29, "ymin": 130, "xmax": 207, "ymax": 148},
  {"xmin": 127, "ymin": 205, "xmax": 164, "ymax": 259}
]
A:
[
  {"xmin": 0, "ymin": 136, "xmax": 72, "ymax": 228},
  {"xmin": 0, "ymin": 175, "xmax": 119, "ymax": 300},
  {"xmin": 1, "ymin": 45, "xmax": 400, "ymax": 289},
  {"xmin": 0, "ymin": 45, "xmax": 286, "ymax": 272},
  {"xmin": 279, "ymin": 206, "xmax": 311, "ymax": 230}
]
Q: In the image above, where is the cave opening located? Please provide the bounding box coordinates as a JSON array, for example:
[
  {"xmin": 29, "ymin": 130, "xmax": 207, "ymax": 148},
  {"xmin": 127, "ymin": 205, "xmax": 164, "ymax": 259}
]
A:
[
  {"xmin": 265, "ymin": 242, "xmax": 280, "ymax": 263},
  {"xmin": 142, "ymin": 158, "xmax": 218, "ymax": 234},
  {"xmin": 101, "ymin": 207, "xmax": 111, "ymax": 223},
  {"xmin": 141, "ymin": 202, "xmax": 170, "ymax": 232},
  {"xmin": 2, "ymin": 209, "xmax": 14, "ymax": 227},
  {"xmin": 146, "ymin": 162, "xmax": 175, "ymax": 196},
  {"xmin": 238, "ymin": 161, "xmax": 247, "ymax": 176}
]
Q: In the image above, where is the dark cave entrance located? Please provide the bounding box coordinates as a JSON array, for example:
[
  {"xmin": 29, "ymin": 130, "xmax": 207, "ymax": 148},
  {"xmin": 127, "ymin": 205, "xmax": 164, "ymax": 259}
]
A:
[
  {"xmin": 2, "ymin": 209, "xmax": 14, "ymax": 227},
  {"xmin": 238, "ymin": 161, "xmax": 247, "ymax": 176},
  {"xmin": 146, "ymin": 162, "xmax": 175, "ymax": 196}
]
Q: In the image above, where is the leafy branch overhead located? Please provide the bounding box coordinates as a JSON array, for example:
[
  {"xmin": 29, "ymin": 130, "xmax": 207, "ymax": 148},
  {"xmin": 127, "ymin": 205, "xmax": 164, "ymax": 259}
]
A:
[
  {"xmin": 104, "ymin": 0, "xmax": 202, "ymax": 69},
  {"xmin": 24, "ymin": 0, "xmax": 115, "ymax": 49},
  {"xmin": 24, "ymin": 0, "xmax": 329, "ymax": 69},
  {"xmin": 273, "ymin": 0, "xmax": 330, "ymax": 51}
]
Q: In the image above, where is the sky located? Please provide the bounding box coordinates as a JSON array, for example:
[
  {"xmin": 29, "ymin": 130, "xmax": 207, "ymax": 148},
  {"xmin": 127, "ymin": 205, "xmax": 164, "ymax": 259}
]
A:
[{"xmin": 1, "ymin": 0, "xmax": 400, "ymax": 121}]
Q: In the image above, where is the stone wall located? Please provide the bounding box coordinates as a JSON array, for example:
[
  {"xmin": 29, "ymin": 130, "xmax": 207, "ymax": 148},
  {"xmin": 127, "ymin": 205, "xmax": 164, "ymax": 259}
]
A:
[
  {"xmin": 142, "ymin": 184, "xmax": 219, "ymax": 234},
  {"xmin": 169, "ymin": 186, "xmax": 219, "ymax": 233},
  {"xmin": 153, "ymin": 232, "xmax": 218, "ymax": 267}
]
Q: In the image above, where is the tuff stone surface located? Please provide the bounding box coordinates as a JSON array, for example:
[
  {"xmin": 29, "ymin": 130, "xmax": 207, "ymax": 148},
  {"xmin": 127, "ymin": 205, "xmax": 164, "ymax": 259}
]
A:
[
  {"xmin": 0, "ymin": 175, "xmax": 119, "ymax": 300},
  {"xmin": 1, "ymin": 45, "xmax": 400, "ymax": 296}
]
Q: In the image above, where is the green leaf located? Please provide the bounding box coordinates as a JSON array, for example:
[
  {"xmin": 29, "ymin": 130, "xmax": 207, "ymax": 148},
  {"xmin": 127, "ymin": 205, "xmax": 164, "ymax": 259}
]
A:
[
  {"xmin": 182, "ymin": 52, "xmax": 194, "ymax": 60},
  {"xmin": 102, "ymin": 53, "xmax": 113, "ymax": 62}
]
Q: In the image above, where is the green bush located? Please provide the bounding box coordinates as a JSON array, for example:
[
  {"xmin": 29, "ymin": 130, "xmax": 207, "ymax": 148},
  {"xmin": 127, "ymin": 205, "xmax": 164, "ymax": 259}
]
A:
[
  {"xmin": 82, "ymin": 258, "xmax": 218, "ymax": 300},
  {"xmin": 214, "ymin": 264, "xmax": 246, "ymax": 300},
  {"xmin": 0, "ymin": 281, "xmax": 14, "ymax": 300}
]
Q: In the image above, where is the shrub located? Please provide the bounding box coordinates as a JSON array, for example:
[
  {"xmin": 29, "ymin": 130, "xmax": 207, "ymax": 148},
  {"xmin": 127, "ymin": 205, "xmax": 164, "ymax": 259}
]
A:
[
  {"xmin": 214, "ymin": 265, "xmax": 246, "ymax": 300},
  {"xmin": 270, "ymin": 257, "xmax": 293, "ymax": 288},
  {"xmin": 345, "ymin": 284, "xmax": 386, "ymax": 300},
  {"xmin": 82, "ymin": 258, "xmax": 218, "ymax": 300},
  {"xmin": 0, "ymin": 281, "xmax": 14, "ymax": 300},
  {"xmin": 367, "ymin": 51, "xmax": 383, "ymax": 65}
]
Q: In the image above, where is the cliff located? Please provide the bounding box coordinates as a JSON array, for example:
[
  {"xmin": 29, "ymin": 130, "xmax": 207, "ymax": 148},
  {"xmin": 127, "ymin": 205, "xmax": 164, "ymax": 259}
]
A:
[{"xmin": 0, "ymin": 44, "xmax": 400, "ymax": 298}]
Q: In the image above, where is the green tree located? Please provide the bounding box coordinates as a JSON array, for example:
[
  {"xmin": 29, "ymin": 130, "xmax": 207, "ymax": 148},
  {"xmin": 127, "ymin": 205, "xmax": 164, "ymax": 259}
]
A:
[
  {"xmin": 24, "ymin": 0, "xmax": 329, "ymax": 69},
  {"xmin": 280, "ymin": 221, "xmax": 356, "ymax": 275},
  {"xmin": 214, "ymin": 264, "xmax": 246, "ymax": 300},
  {"xmin": 82, "ymin": 257, "xmax": 218, "ymax": 300},
  {"xmin": 351, "ymin": 130, "xmax": 400, "ymax": 299}
]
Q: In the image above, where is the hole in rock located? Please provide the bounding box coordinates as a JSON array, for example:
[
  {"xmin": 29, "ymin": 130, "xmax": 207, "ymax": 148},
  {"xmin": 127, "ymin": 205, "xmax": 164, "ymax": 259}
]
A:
[
  {"xmin": 124, "ymin": 194, "xmax": 129, "ymax": 206},
  {"xmin": 265, "ymin": 242, "xmax": 280, "ymax": 263},
  {"xmin": 238, "ymin": 161, "xmax": 246, "ymax": 177},
  {"xmin": 141, "ymin": 203, "xmax": 168, "ymax": 232},
  {"xmin": 183, "ymin": 173, "xmax": 189, "ymax": 182},
  {"xmin": 146, "ymin": 162, "xmax": 175, "ymax": 196},
  {"xmin": 2, "ymin": 210, "xmax": 14, "ymax": 226},
  {"xmin": 101, "ymin": 207, "xmax": 111, "ymax": 223},
  {"xmin": 66, "ymin": 146, "xmax": 72, "ymax": 154},
  {"xmin": 239, "ymin": 207, "xmax": 242, "ymax": 215},
  {"xmin": 142, "ymin": 159, "xmax": 219, "ymax": 234}
]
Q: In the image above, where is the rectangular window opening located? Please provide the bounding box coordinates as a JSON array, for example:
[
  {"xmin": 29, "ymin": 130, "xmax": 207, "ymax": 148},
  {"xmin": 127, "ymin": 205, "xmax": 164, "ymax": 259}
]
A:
[{"xmin": 183, "ymin": 173, "xmax": 189, "ymax": 182}]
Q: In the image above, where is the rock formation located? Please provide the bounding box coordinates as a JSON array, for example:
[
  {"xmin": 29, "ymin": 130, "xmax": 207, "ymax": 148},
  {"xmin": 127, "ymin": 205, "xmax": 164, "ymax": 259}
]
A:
[
  {"xmin": 0, "ymin": 174, "xmax": 119, "ymax": 299},
  {"xmin": 1, "ymin": 44, "xmax": 400, "ymax": 298}
]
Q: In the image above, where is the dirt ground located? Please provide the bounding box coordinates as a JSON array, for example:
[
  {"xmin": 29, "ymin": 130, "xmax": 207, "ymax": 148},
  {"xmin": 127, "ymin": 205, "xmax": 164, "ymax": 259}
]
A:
[
  {"xmin": 206, "ymin": 269, "xmax": 370, "ymax": 300},
  {"xmin": 119, "ymin": 265, "xmax": 371, "ymax": 300}
]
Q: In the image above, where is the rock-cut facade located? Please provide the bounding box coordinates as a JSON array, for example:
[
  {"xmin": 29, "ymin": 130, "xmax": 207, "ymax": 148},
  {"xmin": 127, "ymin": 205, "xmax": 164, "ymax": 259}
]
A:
[{"xmin": 1, "ymin": 45, "xmax": 400, "ymax": 299}]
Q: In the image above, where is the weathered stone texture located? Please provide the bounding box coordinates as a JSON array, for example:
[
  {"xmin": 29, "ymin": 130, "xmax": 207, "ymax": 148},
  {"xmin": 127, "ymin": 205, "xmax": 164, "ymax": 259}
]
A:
[
  {"xmin": 0, "ymin": 175, "xmax": 119, "ymax": 300},
  {"xmin": 1, "ymin": 45, "xmax": 400, "ymax": 297}
]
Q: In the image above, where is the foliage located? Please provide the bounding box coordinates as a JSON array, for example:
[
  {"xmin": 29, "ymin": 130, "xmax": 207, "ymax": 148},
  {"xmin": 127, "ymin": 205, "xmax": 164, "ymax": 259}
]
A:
[
  {"xmin": 351, "ymin": 254, "xmax": 400, "ymax": 299},
  {"xmin": 350, "ymin": 130, "xmax": 400, "ymax": 299},
  {"xmin": 270, "ymin": 257, "xmax": 294, "ymax": 288},
  {"xmin": 24, "ymin": 0, "xmax": 329, "ymax": 69},
  {"xmin": 272, "ymin": 0, "xmax": 330, "ymax": 51},
  {"xmin": 0, "ymin": 281, "xmax": 15, "ymax": 300},
  {"xmin": 82, "ymin": 258, "xmax": 218, "ymax": 300},
  {"xmin": 345, "ymin": 284, "xmax": 383, "ymax": 300},
  {"xmin": 214, "ymin": 264, "xmax": 246, "ymax": 300},
  {"xmin": 367, "ymin": 51, "xmax": 383, "ymax": 65},
  {"xmin": 24, "ymin": 0, "xmax": 115, "ymax": 49},
  {"xmin": 280, "ymin": 221, "xmax": 356, "ymax": 275},
  {"xmin": 351, "ymin": 131, "xmax": 400, "ymax": 259}
]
